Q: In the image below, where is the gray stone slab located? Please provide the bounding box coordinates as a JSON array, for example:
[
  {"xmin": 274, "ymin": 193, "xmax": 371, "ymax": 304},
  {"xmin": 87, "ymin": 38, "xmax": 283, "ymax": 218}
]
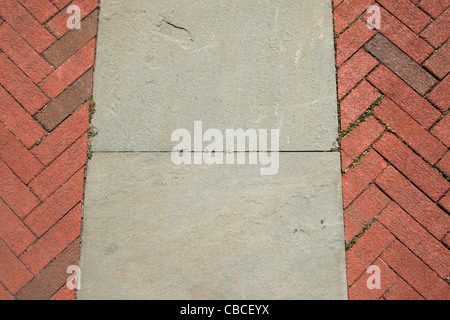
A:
[
  {"xmin": 92, "ymin": 0, "xmax": 339, "ymax": 152},
  {"xmin": 78, "ymin": 152, "xmax": 347, "ymax": 300}
]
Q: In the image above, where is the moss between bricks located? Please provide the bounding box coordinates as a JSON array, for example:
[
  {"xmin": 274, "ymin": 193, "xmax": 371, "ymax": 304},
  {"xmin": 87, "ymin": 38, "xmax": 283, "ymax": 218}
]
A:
[
  {"xmin": 339, "ymin": 95, "xmax": 387, "ymax": 169},
  {"xmin": 338, "ymin": 95, "xmax": 384, "ymax": 143},
  {"xmin": 429, "ymin": 109, "xmax": 450, "ymax": 131},
  {"xmin": 87, "ymin": 97, "xmax": 97, "ymax": 160},
  {"xmin": 345, "ymin": 217, "xmax": 378, "ymax": 251}
]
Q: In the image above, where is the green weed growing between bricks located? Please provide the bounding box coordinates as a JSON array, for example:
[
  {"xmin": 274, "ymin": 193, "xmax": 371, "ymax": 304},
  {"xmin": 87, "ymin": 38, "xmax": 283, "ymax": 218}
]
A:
[
  {"xmin": 87, "ymin": 97, "xmax": 97, "ymax": 160},
  {"xmin": 345, "ymin": 217, "xmax": 378, "ymax": 251},
  {"xmin": 338, "ymin": 95, "xmax": 384, "ymax": 143}
]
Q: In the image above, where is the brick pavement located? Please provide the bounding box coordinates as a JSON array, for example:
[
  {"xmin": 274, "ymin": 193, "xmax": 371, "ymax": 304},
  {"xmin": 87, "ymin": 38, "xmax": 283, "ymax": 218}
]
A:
[
  {"xmin": 335, "ymin": 0, "xmax": 450, "ymax": 300},
  {"xmin": 0, "ymin": 0, "xmax": 98, "ymax": 300}
]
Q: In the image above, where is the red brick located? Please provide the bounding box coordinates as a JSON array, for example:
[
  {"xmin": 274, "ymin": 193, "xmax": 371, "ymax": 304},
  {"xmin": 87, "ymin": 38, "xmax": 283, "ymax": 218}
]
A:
[
  {"xmin": 340, "ymin": 80, "xmax": 381, "ymax": 130},
  {"xmin": 341, "ymin": 116, "xmax": 384, "ymax": 159},
  {"xmin": 383, "ymin": 278, "xmax": 424, "ymax": 300},
  {"xmin": 378, "ymin": 0, "xmax": 432, "ymax": 33},
  {"xmin": 424, "ymin": 40, "xmax": 450, "ymax": 79},
  {"xmin": 0, "ymin": 86, "xmax": 46, "ymax": 149},
  {"xmin": 0, "ymin": 23, "xmax": 53, "ymax": 84},
  {"xmin": 49, "ymin": 0, "xmax": 72, "ymax": 10},
  {"xmin": 365, "ymin": 34, "xmax": 437, "ymax": 96},
  {"xmin": 348, "ymin": 258, "xmax": 397, "ymax": 300},
  {"xmin": 427, "ymin": 74, "xmax": 450, "ymax": 111},
  {"xmin": 344, "ymin": 184, "xmax": 390, "ymax": 242},
  {"xmin": 338, "ymin": 48, "xmax": 378, "ymax": 100},
  {"xmin": 32, "ymin": 102, "xmax": 89, "ymax": 165},
  {"xmin": 443, "ymin": 233, "xmax": 450, "ymax": 247},
  {"xmin": 43, "ymin": 9, "xmax": 99, "ymax": 69},
  {"xmin": 15, "ymin": 239, "xmax": 79, "ymax": 300},
  {"xmin": 374, "ymin": 133, "xmax": 449, "ymax": 201},
  {"xmin": 0, "ymin": 285, "xmax": 13, "ymax": 300},
  {"xmin": 421, "ymin": 8, "xmax": 450, "ymax": 48},
  {"xmin": 379, "ymin": 202, "xmax": 450, "ymax": 279},
  {"xmin": 334, "ymin": 0, "xmax": 345, "ymax": 8},
  {"xmin": 437, "ymin": 152, "xmax": 450, "ymax": 177},
  {"xmin": 418, "ymin": 0, "xmax": 450, "ymax": 19},
  {"xmin": 342, "ymin": 150, "xmax": 388, "ymax": 208},
  {"xmin": 333, "ymin": 0, "xmax": 374, "ymax": 35},
  {"xmin": 17, "ymin": 0, "xmax": 58, "ymax": 24},
  {"xmin": 366, "ymin": 7, "xmax": 434, "ymax": 64},
  {"xmin": 35, "ymin": 68, "xmax": 93, "ymax": 131},
  {"xmin": 25, "ymin": 167, "xmax": 84, "ymax": 237},
  {"xmin": 29, "ymin": 133, "xmax": 87, "ymax": 201},
  {"xmin": 346, "ymin": 222, "xmax": 395, "ymax": 285},
  {"xmin": 341, "ymin": 150, "xmax": 353, "ymax": 171},
  {"xmin": 368, "ymin": 66, "xmax": 441, "ymax": 129},
  {"xmin": 431, "ymin": 113, "xmax": 450, "ymax": 147},
  {"xmin": 376, "ymin": 166, "xmax": 450, "ymax": 240},
  {"xmin": 373, "ymin": 97, "xmax": 446, "ymax": 164},
  {"xmin": 39, "ymin": 38, "xmax": 96, "ymax": 99},
  {"xmin": 0, "ymin": 199, "xmax": 36, "ymax": 256},
  {"xmin": 0, "ymin": 240, "xmax": 33, "ymax": 295},
  {"xmin": 439, "ymin": 191, "xmax": 450, "ymax": 212},
  {"xmin": 381, "ymin": 240, "xmax": 450, "ymax": 300},
  {"xmin": 336, "ymin": 19, "xmax": 375, "ymax": 67},
  {"xmin": 0, "ymin": 124, "xmax": 44, "ymax": 184},
  {"xmin": 51, "ymin": 285, "xmax": 75, "ymax": 300},
  {"xmin": 0, "ymin": 53, "xmax": 49, "ymax": 115},
  {"xmin": 0, "ymin": 0, "xmax": 56, "ymax": 53},
  {"xmin": 20, "ymin": 203, "xmax": 82, "ymax": 275},
  {"xmin": 0, "ymin": 160, "xmax": 40, "ymax": 219},
  {"xmin": 46, "ymin": 0, "xmax": 98, "ymax": 38}
]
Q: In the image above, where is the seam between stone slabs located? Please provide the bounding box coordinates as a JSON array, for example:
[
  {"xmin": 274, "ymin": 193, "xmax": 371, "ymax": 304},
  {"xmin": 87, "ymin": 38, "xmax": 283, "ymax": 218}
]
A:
[{"xmin": 90, "ymin": 151, "xmax": 341, "ymax": 153}]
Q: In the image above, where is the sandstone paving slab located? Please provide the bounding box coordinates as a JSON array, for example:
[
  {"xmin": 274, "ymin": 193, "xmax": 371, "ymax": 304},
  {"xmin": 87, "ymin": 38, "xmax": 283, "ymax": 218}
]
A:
[
  {"xmin": 92, "ymin": 0, "xmax": 338, "ymax": 152},
  {"xmin": 78, "ymin": 152, "xmax": 347, "ymax": 299}
]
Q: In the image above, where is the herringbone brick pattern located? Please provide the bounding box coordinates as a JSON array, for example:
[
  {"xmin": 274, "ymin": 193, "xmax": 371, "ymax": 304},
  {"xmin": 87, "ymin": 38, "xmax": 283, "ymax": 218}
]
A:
[
  {"xmin": 335, "ymin": 0, "xmax": 450, "ymax": 300},
  {"xmin": 0, "ymin": 0, "xmax": 98, "ymax": 300}
]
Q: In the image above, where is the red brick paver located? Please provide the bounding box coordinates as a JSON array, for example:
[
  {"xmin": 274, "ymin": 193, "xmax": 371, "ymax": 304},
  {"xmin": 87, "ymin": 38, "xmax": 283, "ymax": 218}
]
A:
[
  {"xmin": 336, "ymin": 0, "xmax": 450, "ymax": 300},
  {"xmin": 0, "ymin": 0, "xmax": 97, "ymax": 300}
]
